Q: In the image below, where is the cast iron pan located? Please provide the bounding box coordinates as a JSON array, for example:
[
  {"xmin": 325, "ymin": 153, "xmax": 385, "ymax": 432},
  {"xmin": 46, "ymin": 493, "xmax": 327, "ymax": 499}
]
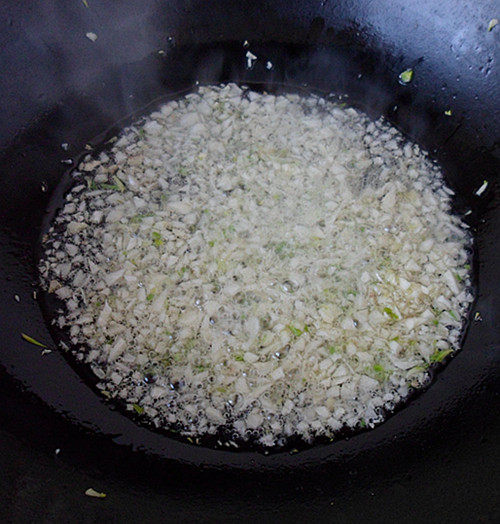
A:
[{"xmin": 0, "ymin": 1, "xmax": 498, "ymax": 521}]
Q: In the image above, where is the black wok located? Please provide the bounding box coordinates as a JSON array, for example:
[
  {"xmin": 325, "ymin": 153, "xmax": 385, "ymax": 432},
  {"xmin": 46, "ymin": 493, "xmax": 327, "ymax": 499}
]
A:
[{"xmin": 0, "ymin": 0, "xmax": 498, "ymax": 521}]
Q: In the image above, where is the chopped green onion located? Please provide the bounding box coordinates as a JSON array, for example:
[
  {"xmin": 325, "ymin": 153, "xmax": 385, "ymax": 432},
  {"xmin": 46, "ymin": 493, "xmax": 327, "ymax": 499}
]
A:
[
  {"xmin": 399, "ymin": 69, "xmax": 414, "ymax": 84},
  {"xmin": 112, "ymin": 175, "xmax": 126, "ymax": 192},
  {"xmin": 274, "ymin": 241, "xmax": 287, "ymax": 255},
  {"xmin": 152, "ymin": 231, "xmax": 164, "ymax": 247},
  {"xmin": 85, "ymin": 488, "xmax": 106, "ymax": 499},
  {"xmin": 328, "ymin": 345, "xmax": 336, "ymax": 354},
  {"xmin": 430, "ymin": 349, "xmax": 453, "ymax": 363},
  {"xmin": 130, "ymin": 212, "xmax": 154, "ymax": 223},
  {"xmin": 132, "ymin": 403, "xmax": 144, "ymax": 414},
  {"xmin": 444, "ymin": 109, "xmax": 452, "ymax": 116},
  {"xmin": 383, "ymin": 307, "xmax": 399, "ymax": 320},
  {"xmin": 287, "ymin": 324, "xmax": 303, "ymax": 337},
  {"xmin": 234, "ymin": 354, "xmax": 245, "ymax": 362},
  {"xmin": 21, "ymin": 333, "xmax": 48, "ymax": 349},
  {"xmin": 146, "ymin": 293, "xmax": 155, "ymax": 302},
  {"xmin": 449, "ymin": 310, "xmax": 458, "ymax": 320},
  {"xmin": 487, "ymin": 18, "xmax": 498, "ymax": 31}
]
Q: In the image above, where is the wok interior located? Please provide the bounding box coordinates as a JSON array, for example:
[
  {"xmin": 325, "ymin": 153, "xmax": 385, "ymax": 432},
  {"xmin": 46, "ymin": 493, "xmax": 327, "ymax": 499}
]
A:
[{"xmin": 0, "ymin": 0, "xmax": 497, "ymax": 474}]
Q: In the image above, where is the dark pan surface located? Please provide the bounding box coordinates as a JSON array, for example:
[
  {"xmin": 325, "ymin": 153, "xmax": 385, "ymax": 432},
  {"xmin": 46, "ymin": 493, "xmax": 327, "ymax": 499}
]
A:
[{"xmin": 0, "ymin": 0, "xmax": 498, "ymax": 521}]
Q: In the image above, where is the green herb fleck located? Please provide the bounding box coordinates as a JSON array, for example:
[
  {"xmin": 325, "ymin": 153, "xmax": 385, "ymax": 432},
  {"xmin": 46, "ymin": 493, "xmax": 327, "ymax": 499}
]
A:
[
  {"xmin": 152, "ymin": 231, "xmax": 164, "ymax": 247},
  {"xmin": 130, "ymin": 212, "xmax": 154, "ymax": 223},
  {"xmin": 21, "ymin": 333, "xmax": 48, "ymax": 349},
  {"xmin": 373, "ymin": 363, "xmax": 389, "ymax": 381},
  {"xmin": 464, "ymin": 264, "xmax": 471, "ymax": 270},
  {"xmin": 487, "ymin": 18, "xmax": 498, "ymax": 32},
  {"xmin": 234, "ymin": 354, "xmax": 245, "ymax": 362},
  {"xmin": 85, "ymin": 488, "xmax": 106, "ymax": 499},
  {"xmin": 223, "ymin": 224, "xmax": 236, "ymax": 237},
  {"xmin": 360, "ymin": 419, "xmax": 367, "ymax": 428},
  {"xmin": 287, "ymin": 324, "xmax": 303, "ymax": 337},
  {"xmin": 444, "ymin": 109, "xmax": 452, "ymax": 116},
  {"xmin": 399, "ymin": 68, "xmax": 414, "ymax": 84},
  {"xmin": 274, "ymin": 241, "xmax": 288, "ymax": 255},
  {"xmin": 100, "ymin": 183, "xmax": 120, "ymax": 191},
  {"xmin": 448, "ymin": 310, "xmax": 458, "ymax": 321},
  {"xmin": 82, "ymin": 0, "xmax": 89, "ymax": 8},
  {"xmin": 178, "ymin": 266, "xmax": 189, "ymax": 277},
  {"xmin": 383, "ymin": 307, "xmax": 399, "ymax": 320},
  {"xmin": 132, "ymin": 403, "xmax": 144, "ymax": 415},
  {"xmin": 146, "ymin": 293, "xmax": 155, "ymax": 302},
  {"xmin": 208, "ymin": 240, "xmax": 215, "ymax": 247},
  {"xmin": 112, "ymin": 175, "xmax": 125, "ymax": 192},
  {"xmin": 430, "ymin": 349, "xmax": 453, "ymax": 363},
  {"xmin": 328, "ymin": 345, "xmax": 336, "ymax": 355}
]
